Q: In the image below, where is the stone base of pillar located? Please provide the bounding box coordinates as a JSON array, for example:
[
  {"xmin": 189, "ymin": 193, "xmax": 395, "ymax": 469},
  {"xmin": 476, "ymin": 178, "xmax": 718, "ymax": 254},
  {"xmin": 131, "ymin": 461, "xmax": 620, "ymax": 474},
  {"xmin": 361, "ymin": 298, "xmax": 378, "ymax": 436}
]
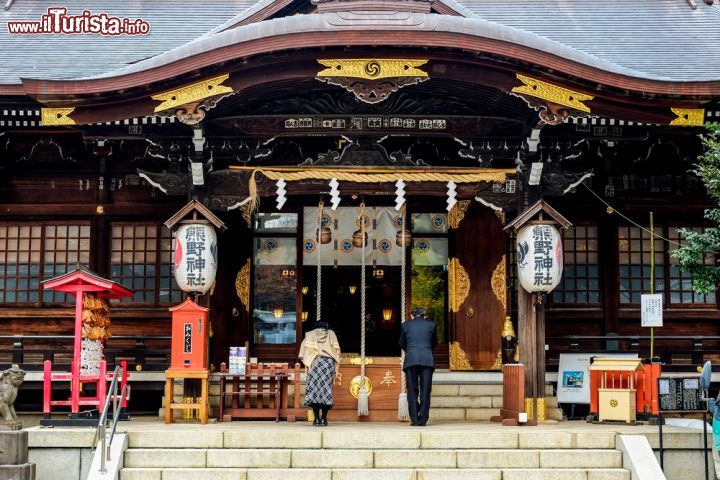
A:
[{"xmin": 0, "ymin": 463, "xmax": 35, "ymax": 480}]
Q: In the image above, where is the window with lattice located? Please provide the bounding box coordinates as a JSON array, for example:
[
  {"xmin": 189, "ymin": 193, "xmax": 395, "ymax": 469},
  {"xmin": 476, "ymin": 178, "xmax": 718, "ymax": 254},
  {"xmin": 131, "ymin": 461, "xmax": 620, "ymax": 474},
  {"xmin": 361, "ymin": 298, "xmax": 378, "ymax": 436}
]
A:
[
  {"xmin": 0, "ymin": 223, "xmax": 90, "ymax": 304},
  {"xmin": 668, "ymin": 227, "xmax": 716, "ymax": 305},
  {"xmin": 110, "ymin": 223, "xmax": 182, "ymax": 305},
  {"xmin": 553, "ymin": 225, "xmax": 600, "ymax": 305},
  {"xmin": 618, "ymin": 226, "xmax": 665, "ymax": 304}
]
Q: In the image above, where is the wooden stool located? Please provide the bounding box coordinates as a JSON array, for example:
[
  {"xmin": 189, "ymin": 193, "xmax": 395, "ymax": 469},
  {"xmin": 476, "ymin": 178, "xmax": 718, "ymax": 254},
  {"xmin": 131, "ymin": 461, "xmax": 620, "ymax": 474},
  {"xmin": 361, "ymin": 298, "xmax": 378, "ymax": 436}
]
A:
[{"xmin": 164, "ymin": 368, "xmax": 209, "ymax": 424}]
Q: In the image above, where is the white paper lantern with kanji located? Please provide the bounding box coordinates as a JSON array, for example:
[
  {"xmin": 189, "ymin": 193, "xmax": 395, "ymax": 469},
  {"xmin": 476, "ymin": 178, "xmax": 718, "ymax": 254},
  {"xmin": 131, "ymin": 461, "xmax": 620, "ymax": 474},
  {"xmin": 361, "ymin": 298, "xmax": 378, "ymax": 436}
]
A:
[
  {"xmin": 516, "ymin": 223, "xmax": 563, "ymax": 294},
  {"xmin": 174, "ymin": 223, "xmax": 218, "ymax": 294}
]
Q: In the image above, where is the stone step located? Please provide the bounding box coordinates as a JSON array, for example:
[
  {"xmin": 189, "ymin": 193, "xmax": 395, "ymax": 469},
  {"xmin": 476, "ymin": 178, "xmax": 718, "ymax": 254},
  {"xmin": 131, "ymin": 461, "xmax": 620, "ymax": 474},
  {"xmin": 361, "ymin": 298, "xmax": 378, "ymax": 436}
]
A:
[
  {"xmin": 431, "ymin": 396, "xmax": 494, "ymax": 408},
  {"xmin": 430, "ymin": 395, "xmax": 559, "ymax": 408},
  {"xmin": 501, "ymin": 470, "xmax": 629, "ymax": 480},
  {"xmin": 123, "ymin": 448, "xmax": 621, "ymax": 470},
  {"xmin": 126, "ymin": 430, "xmax": 618, "ymax": 451},
  {"xmin": 120, "ymin": 468, "xmax": 630, "ymax": 480},
  {"xmin": 419, "ymin": 384, "xmax": 556, "ymax": 398},
  {"xmin": 426, "ymin": 407, "xmax": 501, "ymax": 421}
]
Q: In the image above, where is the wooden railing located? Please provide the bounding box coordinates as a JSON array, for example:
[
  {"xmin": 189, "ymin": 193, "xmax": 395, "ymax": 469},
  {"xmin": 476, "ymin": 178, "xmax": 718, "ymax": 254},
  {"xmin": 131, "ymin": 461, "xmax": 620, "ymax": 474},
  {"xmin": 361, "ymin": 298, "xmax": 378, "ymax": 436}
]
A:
[
  {"xmin": 0, "ymin": 335, "xmax": 171, "ymax": 372},
  {"xmin": 5, "ymin": 333, "xmax": 717, "ymax": 376},
  {"xmin": 547, "ymin": 335, "xmax": 720, "ymax": 371}
]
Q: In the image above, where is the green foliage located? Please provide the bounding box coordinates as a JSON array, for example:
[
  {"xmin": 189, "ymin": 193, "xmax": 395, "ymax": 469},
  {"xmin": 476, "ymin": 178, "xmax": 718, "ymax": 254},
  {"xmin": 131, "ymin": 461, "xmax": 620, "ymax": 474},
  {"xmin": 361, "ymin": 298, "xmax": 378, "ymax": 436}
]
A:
[
  {"xmin": 671, "ymin": 123, "xmax": 720, "ymax": 294},
  {"xmin": 411, "ymin": 265, "xmax": 446, "ymax": 342}
]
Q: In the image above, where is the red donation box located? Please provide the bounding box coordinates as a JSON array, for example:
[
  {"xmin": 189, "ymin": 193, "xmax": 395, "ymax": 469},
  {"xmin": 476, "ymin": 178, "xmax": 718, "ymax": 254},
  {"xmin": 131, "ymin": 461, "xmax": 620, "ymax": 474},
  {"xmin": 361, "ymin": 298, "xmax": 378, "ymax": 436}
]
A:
[{"xmin": 169, "ymin": 298, "xmax": 208, "ymax": 370}]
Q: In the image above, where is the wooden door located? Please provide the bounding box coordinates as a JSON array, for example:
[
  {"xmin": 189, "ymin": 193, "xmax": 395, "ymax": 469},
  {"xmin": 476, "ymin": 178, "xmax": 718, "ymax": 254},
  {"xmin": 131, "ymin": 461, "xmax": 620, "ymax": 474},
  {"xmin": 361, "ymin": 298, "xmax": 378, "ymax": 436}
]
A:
[{"xmin": 449, "ymin": 204, "xmax": 507, "ymax": 370}]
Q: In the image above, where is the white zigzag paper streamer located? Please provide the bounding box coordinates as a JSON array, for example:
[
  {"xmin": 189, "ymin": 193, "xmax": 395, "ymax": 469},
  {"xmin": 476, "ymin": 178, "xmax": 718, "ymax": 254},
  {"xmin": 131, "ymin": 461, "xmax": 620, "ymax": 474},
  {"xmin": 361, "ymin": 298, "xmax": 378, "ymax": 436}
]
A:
[
  {"xmin": 446, "ymin": 181, "xmax": 457, "ymax": 211},
  {"xmin": 394, "ymin": 178, "xmax": 406, "ymax": 211},
  {"xmin": 275, "ymin": 178, "xmax": 287, "ymax": 210},
  {"xmin": 329, "ymin": 178, "xmax": 341, "ymax": 210}
]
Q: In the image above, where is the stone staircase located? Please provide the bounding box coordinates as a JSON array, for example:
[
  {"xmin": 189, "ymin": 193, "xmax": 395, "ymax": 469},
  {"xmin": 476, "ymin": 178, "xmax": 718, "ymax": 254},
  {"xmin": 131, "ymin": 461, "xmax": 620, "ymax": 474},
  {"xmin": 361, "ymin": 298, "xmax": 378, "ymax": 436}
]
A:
[
  {"xmin": 119, "ymin": 426, "xmax": 629, "ymax": 480},
  {"xmin": 430, "ymin": 383, "xmax": 563, "ymax": 422},
  {"xmin": 164, "ymin": 378, "xmax": 564, "ymax": 422}
]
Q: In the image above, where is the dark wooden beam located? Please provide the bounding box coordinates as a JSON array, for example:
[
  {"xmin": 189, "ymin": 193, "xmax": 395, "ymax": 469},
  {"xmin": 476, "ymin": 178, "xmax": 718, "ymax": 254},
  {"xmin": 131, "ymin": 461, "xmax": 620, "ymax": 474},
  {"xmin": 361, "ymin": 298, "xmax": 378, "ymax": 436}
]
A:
[{"xmin": 0, "ymin": 204, "xmax": 181, "ymax": 216}]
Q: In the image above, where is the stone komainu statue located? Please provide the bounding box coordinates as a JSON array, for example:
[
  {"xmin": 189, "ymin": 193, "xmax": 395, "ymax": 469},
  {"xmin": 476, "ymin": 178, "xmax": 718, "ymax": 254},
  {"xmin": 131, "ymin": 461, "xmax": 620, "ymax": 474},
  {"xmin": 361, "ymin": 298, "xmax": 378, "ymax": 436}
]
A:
[{"xmin": 0, "ymin": 366, "xmax": 25, "ymax": 427}]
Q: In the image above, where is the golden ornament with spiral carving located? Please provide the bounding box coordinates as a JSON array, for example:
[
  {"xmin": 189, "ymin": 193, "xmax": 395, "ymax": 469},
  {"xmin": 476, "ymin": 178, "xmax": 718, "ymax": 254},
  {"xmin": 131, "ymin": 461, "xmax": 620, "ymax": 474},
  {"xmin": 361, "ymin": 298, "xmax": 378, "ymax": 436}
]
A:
[
  {"xmin": 349, "ymin": 375, "xmax": 373, "ymax": 399},
  {"xmin": 364, "ymin": 60, "xmax": 381, "ymax": 77}
]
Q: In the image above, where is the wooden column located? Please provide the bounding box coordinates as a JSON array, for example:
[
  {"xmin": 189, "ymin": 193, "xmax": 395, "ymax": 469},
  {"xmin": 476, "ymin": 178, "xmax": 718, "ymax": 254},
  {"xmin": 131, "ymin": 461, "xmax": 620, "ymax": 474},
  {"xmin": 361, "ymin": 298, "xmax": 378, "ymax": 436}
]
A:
[
  {"xmin": 601, "ymin": 215, "xmax": 619, "ymax": 343},
  {"xmin": 518, "ymin": 282, "xmax": 537, "ymax": 422},
  {"xmin": 209, "ymin": 216, "xmax": 253, "ymax": 368},
  {"xmin": 535, "ymin": 294, "xmax": 546, "ymax": 420}
]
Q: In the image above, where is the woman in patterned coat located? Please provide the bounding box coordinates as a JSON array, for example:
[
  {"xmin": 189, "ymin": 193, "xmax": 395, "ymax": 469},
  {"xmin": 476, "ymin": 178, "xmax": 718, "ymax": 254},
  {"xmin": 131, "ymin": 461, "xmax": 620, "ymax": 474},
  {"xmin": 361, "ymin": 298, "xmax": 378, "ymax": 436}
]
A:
[{"xmin": 299, "ymin": 320, "xmax": 341, "ymax": 426}]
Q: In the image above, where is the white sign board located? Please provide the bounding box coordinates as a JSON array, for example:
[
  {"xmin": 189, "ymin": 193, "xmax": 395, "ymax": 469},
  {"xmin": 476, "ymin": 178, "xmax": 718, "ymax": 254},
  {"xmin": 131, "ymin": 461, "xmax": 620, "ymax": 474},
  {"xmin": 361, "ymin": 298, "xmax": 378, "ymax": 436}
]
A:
[
  {"xmin": 641, "ymin": 294, "xmax": 663, "ymax": 327},
  {"xmin": 557, "ymin": 353, "xmax": 638, "ymax": 404},
  {"xmin": 229, "ymin": 346, "xmax": 247, "ymax": 375}
]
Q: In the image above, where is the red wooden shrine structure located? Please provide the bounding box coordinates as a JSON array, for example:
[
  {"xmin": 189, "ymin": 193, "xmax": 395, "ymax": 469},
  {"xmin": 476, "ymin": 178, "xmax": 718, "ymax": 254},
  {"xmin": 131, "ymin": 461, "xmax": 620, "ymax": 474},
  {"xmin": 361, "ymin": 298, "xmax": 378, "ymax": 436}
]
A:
[{"xmin": 41, "ymin": 267, "xmax": 133, "ymax": 425}]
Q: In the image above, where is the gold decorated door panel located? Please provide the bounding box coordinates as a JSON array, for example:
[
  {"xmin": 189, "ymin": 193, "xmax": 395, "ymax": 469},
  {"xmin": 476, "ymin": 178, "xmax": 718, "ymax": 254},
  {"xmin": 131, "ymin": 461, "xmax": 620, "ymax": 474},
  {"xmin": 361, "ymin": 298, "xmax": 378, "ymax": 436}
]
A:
[{"xmin": 449, "ymin": 203, "xmax": 506, "ymax": 370}]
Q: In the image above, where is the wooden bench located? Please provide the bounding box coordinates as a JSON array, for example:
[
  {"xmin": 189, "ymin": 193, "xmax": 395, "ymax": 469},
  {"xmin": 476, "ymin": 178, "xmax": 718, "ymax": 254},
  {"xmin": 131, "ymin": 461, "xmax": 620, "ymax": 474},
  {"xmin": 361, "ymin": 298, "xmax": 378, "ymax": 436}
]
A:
[{"xmin": 214, "ymin": 362, "xmax": 306, "ymax": 422}]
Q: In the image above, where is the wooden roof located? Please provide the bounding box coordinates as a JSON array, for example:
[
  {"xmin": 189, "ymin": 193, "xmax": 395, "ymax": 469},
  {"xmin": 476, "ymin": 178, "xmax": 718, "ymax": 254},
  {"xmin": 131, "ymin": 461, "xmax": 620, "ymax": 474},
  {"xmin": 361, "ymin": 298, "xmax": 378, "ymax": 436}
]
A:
[
  {"xmin": 165, "ymin": 199, "xmax": 227, "ymax": 231},
  {"xmin": 3, "ymin": 0, "xmax": 720, "ymax": 97},
  {"xmin": 504, "ymin": 200, "xmax": 572, "ymax": 232},
  {"xmin": 42, "ymin": 265, "xmax": 134, "ymax": 299}
]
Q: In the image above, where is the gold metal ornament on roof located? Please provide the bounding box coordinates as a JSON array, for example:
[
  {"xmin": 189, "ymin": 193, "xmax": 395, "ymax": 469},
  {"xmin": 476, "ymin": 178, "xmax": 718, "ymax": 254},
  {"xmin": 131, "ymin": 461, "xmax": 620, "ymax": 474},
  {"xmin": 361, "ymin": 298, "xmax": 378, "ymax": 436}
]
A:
[
  {"xmin": 316, "ymin": 59, "xmax": 430, "ymax": 104},
  {"xmin": 512, "ymin": 74, "xmax": 593, "ymax": 113},
  {"xmin": 151, "ymin": 74, "xmax": 234, "ymax": 112},
  {"xmin": 317, "ymin": 59, "xmax": 429, "ymax": 80},
  {"xmin": 41, "ymin": 107, "xmax": 76, "ymax": 126},
  {"xmin": 670, "ymin": 108, "xmax": 705, "ymax": 126}
]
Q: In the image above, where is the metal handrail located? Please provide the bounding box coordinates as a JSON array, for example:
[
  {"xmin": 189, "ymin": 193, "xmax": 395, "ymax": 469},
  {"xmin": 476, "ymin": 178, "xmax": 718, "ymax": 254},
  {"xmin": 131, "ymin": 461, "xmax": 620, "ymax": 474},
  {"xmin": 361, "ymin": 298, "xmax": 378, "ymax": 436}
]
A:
[{"xmin": 92, "ymin": 365, "xmax": 126, "ymax": 475}]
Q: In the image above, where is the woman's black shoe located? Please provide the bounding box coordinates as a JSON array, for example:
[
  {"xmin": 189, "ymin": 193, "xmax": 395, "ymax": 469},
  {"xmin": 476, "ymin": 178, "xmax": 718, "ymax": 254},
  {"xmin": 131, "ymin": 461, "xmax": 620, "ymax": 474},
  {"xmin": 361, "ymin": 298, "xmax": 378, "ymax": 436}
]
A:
[
  {"xmin": 321, "ymin": 418, "xmax": 328, "ymax": 427},
  {"xmin": 313, "ymin": 417, "xmax": 320, "ymax": 426}
]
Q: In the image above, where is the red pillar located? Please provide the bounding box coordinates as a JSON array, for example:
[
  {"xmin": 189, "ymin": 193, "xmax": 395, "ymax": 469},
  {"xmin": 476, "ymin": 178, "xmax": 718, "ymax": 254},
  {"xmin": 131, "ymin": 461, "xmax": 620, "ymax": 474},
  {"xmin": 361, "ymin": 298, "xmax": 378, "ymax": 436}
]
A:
[{"xmin": 71, "ymin": 287, "xmax": 84, "ymax": 415}]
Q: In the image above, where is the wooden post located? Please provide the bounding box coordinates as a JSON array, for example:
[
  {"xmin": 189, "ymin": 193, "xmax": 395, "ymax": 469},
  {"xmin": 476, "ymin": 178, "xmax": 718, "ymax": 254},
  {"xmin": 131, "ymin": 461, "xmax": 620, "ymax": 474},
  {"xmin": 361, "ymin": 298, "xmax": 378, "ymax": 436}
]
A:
[
  {"xmin": 535, "ymin": 294, "xmax": 546, "ymax": 421},
  {"xmin": 504, "ymin": 200, "xmax": 571, "ymax": 425},
  {"xmin": 518, "ymin": 281, "xmax": 537, "ymax": 424}
]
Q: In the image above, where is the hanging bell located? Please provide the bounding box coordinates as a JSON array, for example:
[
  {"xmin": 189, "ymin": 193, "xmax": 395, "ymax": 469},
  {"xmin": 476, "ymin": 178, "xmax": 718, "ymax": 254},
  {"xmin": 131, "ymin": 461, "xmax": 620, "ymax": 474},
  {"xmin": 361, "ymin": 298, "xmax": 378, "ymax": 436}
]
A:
[
  {"xmin": 395, "ymin": 229, "xmax": 412, "ymax": 248},
  {"xmin": 316, "ymin": 225, "xmax": 332, "ymax": 244},
  {"xmin": 352, "ymin": 229, "xmax": 368, "ymax": 248}
]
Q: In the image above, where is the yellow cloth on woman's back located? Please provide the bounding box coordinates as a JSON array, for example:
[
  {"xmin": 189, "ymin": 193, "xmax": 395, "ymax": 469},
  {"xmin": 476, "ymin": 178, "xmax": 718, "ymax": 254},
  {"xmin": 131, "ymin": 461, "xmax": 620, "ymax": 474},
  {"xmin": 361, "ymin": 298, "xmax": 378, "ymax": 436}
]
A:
[{"xmin": 299, "ymin": 329, "xmax": 341, "ymax": 369}]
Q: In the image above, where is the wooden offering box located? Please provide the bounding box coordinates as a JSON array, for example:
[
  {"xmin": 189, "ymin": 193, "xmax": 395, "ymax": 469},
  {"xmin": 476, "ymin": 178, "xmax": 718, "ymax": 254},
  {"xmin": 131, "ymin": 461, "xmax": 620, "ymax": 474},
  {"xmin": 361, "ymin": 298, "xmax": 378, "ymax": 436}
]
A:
[
  {"xmin": 331, "ymin": 356, "xmax": 404, "ymax": 422},
  {"xmin": 590, "ymin": 357, "xmax": 644, "ymax": 423},
  {"xmin": 169, "ymin": 298, "xmax": 208, "ymax": 370}
]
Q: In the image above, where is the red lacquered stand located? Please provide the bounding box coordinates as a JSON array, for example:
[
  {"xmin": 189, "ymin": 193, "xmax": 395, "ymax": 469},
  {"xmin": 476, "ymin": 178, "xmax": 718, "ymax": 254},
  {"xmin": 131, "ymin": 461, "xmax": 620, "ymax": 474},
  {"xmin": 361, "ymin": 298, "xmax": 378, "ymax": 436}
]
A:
[{"xmin": 40, "ymin": 267, "xmax": 133, "ymax": 426}]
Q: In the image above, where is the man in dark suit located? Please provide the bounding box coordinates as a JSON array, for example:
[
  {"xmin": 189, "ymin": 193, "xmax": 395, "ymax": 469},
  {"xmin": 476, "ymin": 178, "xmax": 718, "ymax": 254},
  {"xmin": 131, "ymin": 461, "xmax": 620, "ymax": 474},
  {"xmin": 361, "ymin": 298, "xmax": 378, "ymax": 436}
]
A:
[{"xmin": 399, "ymin": 307, "xmax": 437, "ymax": 426}]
